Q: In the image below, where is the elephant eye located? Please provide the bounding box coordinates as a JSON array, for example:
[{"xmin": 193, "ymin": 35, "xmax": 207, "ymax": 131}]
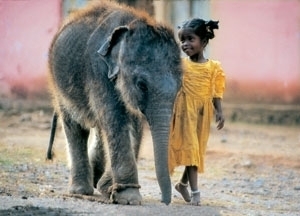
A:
[
  {"xmin": 136, "ymin": 80, "xmax": 148, "ymax": 92},
  {"xmin": 134, "ymin": 77, "xmax": 148, "ymax": 114}
]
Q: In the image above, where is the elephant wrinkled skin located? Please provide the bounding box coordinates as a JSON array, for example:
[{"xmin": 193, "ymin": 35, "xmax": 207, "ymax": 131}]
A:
[{"xmin": 47, "ymin": 0, "xmax": 182, "ymax": 205}]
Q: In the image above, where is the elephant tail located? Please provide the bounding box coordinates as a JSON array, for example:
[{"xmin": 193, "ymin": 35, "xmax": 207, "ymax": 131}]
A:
[{"xmin": 46, "ymin": 111, "xmax": 58, "ymax": 160}]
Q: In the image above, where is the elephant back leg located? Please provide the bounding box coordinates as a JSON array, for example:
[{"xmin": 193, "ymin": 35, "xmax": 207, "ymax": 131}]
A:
[
  {"xmin": 62, "ymin": 113, "xmax": 93, "ymax": 195},
  {"xmin": 88, "ymin": 128, "xmax": 106, "ymax": 188}
]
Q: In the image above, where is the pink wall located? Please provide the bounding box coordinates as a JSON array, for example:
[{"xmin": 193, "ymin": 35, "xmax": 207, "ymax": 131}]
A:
[
  {"xmin": 210, "ymin": 0, "xmax": 300, "ymax": 103},
  {"xmin": 0, "ymin": 0, "xmax": 299, "ymax": 104},
  {"xmin": 0, "ymin": 0, "xmax": 61, "ymax": 99}
]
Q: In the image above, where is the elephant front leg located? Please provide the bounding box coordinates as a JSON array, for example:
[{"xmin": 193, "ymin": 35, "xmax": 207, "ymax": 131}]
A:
[
  {"xmin": 109, "ymin": 156, "xmax": 142, "ymax": 205},
  {"xmin": 98, "ymin": 128, "xmax": 142, "ymax": 205},
  {"xmin": 62, "ymin": 115, "xmax": 93, "ymax": 195}
]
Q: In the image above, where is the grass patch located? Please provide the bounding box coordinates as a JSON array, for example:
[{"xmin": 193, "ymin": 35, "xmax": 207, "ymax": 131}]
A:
[
  {"xmin": 0, "ymin": 145, "xmax": 41, "ymax": 167},
  {"xmin": 0, "ymin": 149, "xmax": 14, "ymax": 167},
  {"xmin": 0, "ymin": 155, "xmax": 13, "ymax": 166}
]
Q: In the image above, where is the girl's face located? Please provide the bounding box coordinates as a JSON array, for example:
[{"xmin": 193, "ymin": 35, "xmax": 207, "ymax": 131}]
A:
[{"xmin": 178, "ymin": 28, "xmax": 206, "ymax": 58}]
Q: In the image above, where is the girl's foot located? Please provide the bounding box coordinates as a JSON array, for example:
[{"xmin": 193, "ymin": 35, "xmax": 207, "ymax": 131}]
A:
[
  {"xmin": 190, "ymin": 190, "xmax": 200, "ymax": 206},
  {"xmin": 175, "ymin": 182, "xmax": 191, "ymax": 202}
]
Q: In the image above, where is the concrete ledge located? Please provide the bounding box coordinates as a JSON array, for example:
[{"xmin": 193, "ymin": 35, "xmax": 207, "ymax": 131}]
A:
[{"xmin": 224, "ymin": 103, "xmax": 300, "ymax": 125}]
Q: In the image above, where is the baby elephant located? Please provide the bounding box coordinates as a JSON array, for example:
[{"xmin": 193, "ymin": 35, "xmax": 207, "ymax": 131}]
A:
[{"xmin": 47, "ymin": 0, "xmax": 182, "ymax": 205}]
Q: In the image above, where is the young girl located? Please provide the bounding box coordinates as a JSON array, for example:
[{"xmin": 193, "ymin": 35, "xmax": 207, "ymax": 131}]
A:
[{"xmin": 168, "ymin": 18, "xmax": 225, "ymax": 206}]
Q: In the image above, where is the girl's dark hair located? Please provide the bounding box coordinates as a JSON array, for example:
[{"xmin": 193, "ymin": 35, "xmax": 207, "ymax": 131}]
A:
[{"xmin": 179, "ymin": 18, "xmax": 219, "ymax": 42}]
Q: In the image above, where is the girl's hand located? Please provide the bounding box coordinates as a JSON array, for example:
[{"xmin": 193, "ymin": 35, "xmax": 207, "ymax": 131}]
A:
[
  {"xmin": 215, "ymin": 112, "xmax": 225, "ymax": 130},
  {"xmin": 213, "ymin": 98, "xmax": 224, "ymax": 130}
]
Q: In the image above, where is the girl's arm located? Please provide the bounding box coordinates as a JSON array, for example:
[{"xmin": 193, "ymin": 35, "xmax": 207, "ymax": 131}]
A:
[{"xmin": 213, "ymin": 97, "xmax": 225, "ymax": 130}]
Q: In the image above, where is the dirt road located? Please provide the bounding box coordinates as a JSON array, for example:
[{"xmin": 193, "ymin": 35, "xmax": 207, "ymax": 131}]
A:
[{"xmin": 0, "ymin": 108, "xmax": 299, "ymax": 215}]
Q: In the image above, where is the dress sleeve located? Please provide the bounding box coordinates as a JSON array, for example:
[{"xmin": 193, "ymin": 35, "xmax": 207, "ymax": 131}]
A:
[{"xmin": 213, "ymin": 61, "xmax": 226, "ymax": 99}]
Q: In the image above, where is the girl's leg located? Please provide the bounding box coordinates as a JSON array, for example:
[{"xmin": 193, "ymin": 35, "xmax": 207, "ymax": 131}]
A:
[
  {"xmin": 175, "ymin": 167, "xmax": 191, "ymax": 202},
  {"xmin": 186, "ymin": 166, "xmax": 198, "ymax": 191},
  {"xmin": 186, "ymin": 166, "xmax": 200, "ymax": 206},
  {"xmin": 180, "ymin": 167, "xmax": 189, "ymax": 184}
]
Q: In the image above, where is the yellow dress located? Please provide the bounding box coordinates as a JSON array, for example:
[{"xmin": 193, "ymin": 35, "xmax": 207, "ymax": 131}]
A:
[{"xmin": 168, "ymin": 58, "xmax": 225, "ymax": 174}]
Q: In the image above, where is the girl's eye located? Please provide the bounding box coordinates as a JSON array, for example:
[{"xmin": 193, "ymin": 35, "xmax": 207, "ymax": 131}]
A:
[{"xmin": 188, "ymin": 37, "xmax": 194, "ymax": 41}]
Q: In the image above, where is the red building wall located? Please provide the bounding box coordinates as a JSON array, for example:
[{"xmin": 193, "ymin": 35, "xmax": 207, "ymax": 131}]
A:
[
  {"xmin": 0, "ymin": 0, "xmax": 299, "ymax": 104},
  {"xmin": 210, "ymin": 0, "xmax": 300, "ymax": 104},
  {"xmin": 0, "ymin": 0, "xmax": 61, "ymax": 99}
]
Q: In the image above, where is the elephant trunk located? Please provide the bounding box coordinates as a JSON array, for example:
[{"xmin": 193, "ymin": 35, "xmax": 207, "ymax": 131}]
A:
[{"xmin": 147, "ymin": 107, "xmax": 173, "ymax": 205}]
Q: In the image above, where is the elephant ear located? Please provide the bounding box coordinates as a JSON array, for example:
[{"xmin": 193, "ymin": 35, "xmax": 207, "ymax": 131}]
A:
[
  {"xmin": 97, "ymin": 26, "xmax": 128, "ymax": 79},
  {"xmin": 97, "ymin": 26, "xmax": 129, "ymax": 56}
]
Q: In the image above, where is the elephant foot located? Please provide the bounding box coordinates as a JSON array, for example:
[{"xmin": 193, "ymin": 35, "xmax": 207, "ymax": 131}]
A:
[
  {"xmin": 97, "ymin": 172, "xmax": 113, "ymax": 199},
  {"xmin": 69, "ymin": 182, "xmax": 94, "ymax": 195},
  {"xmin": 109, "ymin": 183, "xmax": 142, "ymax": 205}
]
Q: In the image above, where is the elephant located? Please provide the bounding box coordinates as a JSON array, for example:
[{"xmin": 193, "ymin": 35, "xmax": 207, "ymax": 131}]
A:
[{"xmin": 46, "ymin": 0, "xmax": 182, "ymax": 205}]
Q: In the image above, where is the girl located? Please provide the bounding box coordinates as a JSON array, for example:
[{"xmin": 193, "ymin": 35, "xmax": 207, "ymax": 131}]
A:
[{"xmin": 168, "ymin": 18, "xmax": 225, "ymax": 206}]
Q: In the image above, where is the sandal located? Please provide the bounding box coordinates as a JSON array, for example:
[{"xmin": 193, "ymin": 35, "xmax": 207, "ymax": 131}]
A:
[
  {"xmin": 190, "ymin": 190, "xmax": 201, "ymax": 206},
  {"xmin": 175, "ymin": 182, "xmax": 191, "ymax": 202}
]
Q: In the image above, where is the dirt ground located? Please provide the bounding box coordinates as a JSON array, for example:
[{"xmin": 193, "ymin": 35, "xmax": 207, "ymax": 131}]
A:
[{"xmin": 0, "ymin": 104, "xmax": 299, "ymax": 216}]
